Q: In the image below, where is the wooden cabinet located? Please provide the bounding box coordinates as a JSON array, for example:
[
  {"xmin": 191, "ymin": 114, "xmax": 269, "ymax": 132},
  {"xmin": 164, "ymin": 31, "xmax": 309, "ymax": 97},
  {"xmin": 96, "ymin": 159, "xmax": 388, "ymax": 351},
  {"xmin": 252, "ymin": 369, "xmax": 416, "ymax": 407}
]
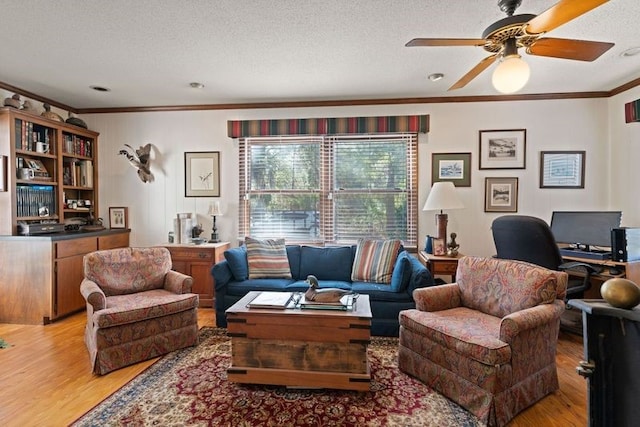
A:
[
  {"xmin": 418, "ymin": 251, "xmax": 463, "ymax": 283},
  {"xmin": 0, "ymin": 230, "xmax": 130, "ymax": 324},
  {"xmin": 163, "ymin": 242, "xmax": 229, "ymax": 307},
  {"xmin": 0, "ymin": 107, "xmax": 98, "ymax": 236}
]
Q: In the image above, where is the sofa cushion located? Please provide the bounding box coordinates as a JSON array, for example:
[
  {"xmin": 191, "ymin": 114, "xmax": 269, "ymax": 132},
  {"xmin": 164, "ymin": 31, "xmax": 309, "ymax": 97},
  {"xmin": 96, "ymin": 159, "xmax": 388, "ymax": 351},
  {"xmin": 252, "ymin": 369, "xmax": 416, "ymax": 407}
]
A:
[
  {"xmin": 351, "ymin": 282, "xmax": 414, "ymax": 302},
  {"xmin": 224, "ymin": 278, "xmax": 295, "ymax": 296},
  {"xmin": 299, "ymin": 245, "xmax": 354, "ymax": 281},
  {"xmin": 390, "ymin": 251, "xmax": 412, "ymax": 292},
  {"xmin": 457, "ymin": 256, "xmax": 567, "ymax": 318},
  {"xmin": 245, "ymin": 237, "xmax": 292, "ymax": 279},
  {"xmin": 224, "ymin": 246, "xmax": 248, "ymax": 281},
  {"xmin": 286, "ymin": 245, "xmax": 302, "ymax": 280},
  {"xmin": 351, "ymin": 239, "xmax": 402, "ymax": 284},
  {"xmin": 286, "ymin": 279, "xmax": 352, "ymax": 292}
]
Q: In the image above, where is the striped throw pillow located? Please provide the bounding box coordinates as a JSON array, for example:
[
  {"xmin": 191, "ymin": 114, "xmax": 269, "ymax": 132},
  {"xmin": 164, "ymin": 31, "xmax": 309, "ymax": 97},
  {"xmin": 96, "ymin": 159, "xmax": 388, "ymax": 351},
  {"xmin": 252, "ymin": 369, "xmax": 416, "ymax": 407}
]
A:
[
  {"xmin": 351, "ymin": 239, "xmax": 402, "ymax": 284},
  {"xmin": 246, "ymin": 237, "xmax": 292, "ymax": 279}
]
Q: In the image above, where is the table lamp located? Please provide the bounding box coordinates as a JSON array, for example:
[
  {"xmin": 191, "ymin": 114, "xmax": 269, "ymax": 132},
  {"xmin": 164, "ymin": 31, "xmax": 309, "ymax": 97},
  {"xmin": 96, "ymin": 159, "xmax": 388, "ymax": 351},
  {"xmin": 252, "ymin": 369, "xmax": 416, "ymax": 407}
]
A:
[
  {"xmin": 208, "ymin": 201, "xmax": 223, "ymax": 243},
  {"xmin": 423, "ymin": 181, "xmax": 464, "ymax": 246}
]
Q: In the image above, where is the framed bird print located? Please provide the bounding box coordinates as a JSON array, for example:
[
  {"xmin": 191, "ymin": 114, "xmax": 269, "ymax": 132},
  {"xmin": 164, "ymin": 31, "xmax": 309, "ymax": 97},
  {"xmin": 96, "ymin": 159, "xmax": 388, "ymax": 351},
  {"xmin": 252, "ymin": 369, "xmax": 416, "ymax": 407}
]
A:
[
  {"xmin": 109, "ymin": 207, "xmax": 128, "ymax": 229},
  {"xmin": 185, "ymin": 152, "xmax": 220, "ymax": 197}
]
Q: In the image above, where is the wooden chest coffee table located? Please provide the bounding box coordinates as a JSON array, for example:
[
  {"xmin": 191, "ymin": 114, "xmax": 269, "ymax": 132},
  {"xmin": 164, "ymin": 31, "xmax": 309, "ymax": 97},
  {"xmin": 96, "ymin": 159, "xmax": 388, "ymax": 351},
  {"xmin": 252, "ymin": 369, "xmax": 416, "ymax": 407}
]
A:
[{"xmin": 226, "ymin": 291, "xmax": 372, "ymax": 391}]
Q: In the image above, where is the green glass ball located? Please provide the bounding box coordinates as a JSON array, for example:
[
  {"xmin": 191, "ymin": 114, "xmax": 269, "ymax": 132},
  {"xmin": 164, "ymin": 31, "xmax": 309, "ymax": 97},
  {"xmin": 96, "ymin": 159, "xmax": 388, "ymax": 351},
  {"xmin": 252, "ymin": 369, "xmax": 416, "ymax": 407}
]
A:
[{"xmin": 601, "ymin": 278, "xmax": 640, "ymax": 309}]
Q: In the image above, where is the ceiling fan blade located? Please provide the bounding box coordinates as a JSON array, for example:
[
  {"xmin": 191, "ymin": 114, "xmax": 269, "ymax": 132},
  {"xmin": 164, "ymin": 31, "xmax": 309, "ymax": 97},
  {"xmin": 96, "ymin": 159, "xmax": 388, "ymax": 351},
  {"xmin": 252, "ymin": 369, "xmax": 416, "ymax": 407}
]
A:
[
  {"xmin": 528, "ymin": 37, "xmax": 614, "ymax": 61},
  {"xmin": 405, "ymin": 38, "xmax": 486, "ymax": 47},
  {"xmin": 449, "ymin": 54, "xmax": 498, "ymax": 91},
  {"xmin": 525, "ymin": 0, "xmax": 609, "ymax": 35}
]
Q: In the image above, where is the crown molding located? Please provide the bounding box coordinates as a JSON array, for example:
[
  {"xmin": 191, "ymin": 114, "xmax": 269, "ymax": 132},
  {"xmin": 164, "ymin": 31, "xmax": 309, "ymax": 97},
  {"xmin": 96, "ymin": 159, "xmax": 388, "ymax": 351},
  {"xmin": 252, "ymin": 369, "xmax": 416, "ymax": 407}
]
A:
[{"xmin": 1, "ymin": 78, "xmax": 638, "ymax": 115}]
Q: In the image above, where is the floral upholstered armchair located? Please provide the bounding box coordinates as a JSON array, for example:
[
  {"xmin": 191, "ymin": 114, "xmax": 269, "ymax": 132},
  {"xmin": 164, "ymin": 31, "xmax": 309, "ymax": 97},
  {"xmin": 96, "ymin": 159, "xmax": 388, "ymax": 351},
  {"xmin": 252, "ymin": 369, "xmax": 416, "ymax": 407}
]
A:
[
  {"xmin": 80, "ymin": 247, "xmax": 199, "ymax": 375},
  {"xmin": 398, "ymin": 256, "xmax": 568, "ymax": 427}
]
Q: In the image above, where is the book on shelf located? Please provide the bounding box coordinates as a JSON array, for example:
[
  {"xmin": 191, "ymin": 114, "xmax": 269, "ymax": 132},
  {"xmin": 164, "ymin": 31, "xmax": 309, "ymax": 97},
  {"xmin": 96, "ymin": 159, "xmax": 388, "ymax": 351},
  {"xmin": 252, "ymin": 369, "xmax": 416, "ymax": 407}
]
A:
[{"xmin": 246, "ymin": 291, "xmax": 295, "ymax": 309}]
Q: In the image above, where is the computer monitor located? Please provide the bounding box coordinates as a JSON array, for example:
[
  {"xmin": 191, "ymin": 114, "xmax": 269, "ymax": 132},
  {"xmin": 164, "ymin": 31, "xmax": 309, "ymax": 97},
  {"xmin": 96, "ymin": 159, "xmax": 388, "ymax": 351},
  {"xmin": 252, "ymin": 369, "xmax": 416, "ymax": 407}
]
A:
[{"xmin": 550, "ymin": 211, "xmax": 622, "ymax": 250}]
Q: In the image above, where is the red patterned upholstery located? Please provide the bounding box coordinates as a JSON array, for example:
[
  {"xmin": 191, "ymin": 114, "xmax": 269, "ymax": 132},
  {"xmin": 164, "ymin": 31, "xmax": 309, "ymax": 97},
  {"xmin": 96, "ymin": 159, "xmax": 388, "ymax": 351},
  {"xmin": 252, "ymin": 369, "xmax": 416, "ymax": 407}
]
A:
[
  {"xmin": 398, "ymin": 256, "xmax": 567, "ymax": 426},
  {"xmin": 81, "ymin": 247, "xmax": 199, "ymax": 375}
]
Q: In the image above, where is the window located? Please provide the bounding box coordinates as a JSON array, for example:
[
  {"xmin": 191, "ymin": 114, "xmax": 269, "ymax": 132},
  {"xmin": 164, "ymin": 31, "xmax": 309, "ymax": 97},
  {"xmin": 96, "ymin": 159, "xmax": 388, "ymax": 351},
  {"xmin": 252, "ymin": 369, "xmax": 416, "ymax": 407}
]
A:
[{"xmin": 239, "ymin": 134, "xmax": 417, "ymax": 248}]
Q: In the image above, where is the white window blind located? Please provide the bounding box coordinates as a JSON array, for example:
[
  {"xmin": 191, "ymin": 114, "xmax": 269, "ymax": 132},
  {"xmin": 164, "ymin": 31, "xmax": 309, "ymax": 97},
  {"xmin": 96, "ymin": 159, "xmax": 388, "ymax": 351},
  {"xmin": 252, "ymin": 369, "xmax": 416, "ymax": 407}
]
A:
[{"xmin": 239, "ymin": 133, "xmax": 418, "ymax": 247}]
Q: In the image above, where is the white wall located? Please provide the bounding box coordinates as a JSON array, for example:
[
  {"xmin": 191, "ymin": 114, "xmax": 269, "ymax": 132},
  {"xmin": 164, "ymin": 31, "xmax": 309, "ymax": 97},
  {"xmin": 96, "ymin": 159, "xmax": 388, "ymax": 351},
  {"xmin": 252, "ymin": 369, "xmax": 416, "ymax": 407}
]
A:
[
  {"xmin": 81, "ymin": 97, "xmax": 615, "ymax": 257},
  {"xmin": 608, "ymin": 86, "xmax": 640, "ymax": 227}
]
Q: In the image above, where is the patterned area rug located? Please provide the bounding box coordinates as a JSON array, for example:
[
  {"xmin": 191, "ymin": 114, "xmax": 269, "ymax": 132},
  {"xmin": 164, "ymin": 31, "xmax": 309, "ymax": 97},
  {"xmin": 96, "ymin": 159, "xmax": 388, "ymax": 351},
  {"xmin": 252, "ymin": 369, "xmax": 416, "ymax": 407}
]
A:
[{"xmin": 72, "ymin": 328, "xmax": 481, "ymax": 426}]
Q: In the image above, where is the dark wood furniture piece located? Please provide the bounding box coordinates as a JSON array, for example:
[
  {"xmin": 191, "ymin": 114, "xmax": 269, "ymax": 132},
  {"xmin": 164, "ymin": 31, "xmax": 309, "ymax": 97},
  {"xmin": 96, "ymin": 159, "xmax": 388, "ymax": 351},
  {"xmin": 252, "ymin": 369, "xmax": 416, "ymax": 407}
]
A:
[
  {"xmin": 570, "ymin": 299, "xmax": 640, "ymax": 427},
  {"xmin": 0, "ymin": 229, "xmax": 130, "ymax": 324},
  {"xmin": 226, "ymin": 291, "xmax": 372, "ymax": 391},
  {"xmin": 162, "ymin": 242, "xmax": 229, "ymax": 307},
  {"xmin": 418, "ymin": 251, "xmax": 462, "ymax": 282}
]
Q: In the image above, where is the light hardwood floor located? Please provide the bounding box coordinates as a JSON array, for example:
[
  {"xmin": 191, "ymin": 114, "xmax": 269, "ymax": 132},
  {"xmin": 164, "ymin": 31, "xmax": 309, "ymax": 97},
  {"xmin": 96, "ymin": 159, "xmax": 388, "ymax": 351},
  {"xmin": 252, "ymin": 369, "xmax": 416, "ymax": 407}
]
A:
[{"xmin": 0, "ymin": 309, "xmax": 587, "ymax": 427}]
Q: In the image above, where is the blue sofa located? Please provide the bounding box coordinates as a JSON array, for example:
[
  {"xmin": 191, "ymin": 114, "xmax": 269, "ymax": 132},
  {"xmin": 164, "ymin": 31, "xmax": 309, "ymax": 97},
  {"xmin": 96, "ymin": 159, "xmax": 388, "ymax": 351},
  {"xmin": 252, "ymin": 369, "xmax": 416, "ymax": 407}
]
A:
[{"xmin": 211, "ymin": 244, "xmax": 435, "ymax": 336}]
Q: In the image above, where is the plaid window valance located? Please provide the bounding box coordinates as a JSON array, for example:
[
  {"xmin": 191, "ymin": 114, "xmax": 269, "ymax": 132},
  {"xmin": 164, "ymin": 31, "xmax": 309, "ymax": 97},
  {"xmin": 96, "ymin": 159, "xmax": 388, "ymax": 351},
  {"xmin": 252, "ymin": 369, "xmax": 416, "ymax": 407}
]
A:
[{"xmin": 227, "ymin": 115, "xmax": 429, "ymax": 138}]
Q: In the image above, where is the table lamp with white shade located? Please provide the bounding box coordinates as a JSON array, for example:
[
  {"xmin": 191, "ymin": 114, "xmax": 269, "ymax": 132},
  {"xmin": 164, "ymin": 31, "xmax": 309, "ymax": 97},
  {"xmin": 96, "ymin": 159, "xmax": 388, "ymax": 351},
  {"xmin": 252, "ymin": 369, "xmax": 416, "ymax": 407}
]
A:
[
  {"xmin": 208, "ymin": 201, "xmax": 223, "ymax": 243},
  {"xmin": 422, "ymin": 181, "xmax": 464, "ymax": 246}
]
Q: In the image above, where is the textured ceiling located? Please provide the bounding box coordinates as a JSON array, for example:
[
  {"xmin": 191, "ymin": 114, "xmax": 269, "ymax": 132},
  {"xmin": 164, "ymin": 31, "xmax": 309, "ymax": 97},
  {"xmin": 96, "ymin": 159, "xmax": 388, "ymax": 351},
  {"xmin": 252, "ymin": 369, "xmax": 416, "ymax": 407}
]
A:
[{"xmin": 0, "ymin": 0, "xmax": 638, "ymax": 110}]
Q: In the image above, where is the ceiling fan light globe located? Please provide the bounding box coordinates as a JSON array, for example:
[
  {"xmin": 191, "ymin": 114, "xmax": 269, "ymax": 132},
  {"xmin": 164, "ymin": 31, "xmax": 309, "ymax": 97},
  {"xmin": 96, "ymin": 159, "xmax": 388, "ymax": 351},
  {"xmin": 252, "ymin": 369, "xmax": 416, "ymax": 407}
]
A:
[{"xmin": 492, "ymin": 55, "xmax": 530, "ymax": 94}]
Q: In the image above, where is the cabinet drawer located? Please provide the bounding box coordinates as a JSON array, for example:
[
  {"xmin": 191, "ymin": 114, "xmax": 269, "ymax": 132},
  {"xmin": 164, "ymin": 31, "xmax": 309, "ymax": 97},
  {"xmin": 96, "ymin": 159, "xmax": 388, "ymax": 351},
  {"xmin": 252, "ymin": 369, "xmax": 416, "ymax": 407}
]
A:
[
  {"xmin": 167, "ymin": 248, "xmax": 214, "ymax": 262},
  {"xmin": 98, "ymin": 232, "xmax": 130, "ymax": 250},
  {"xmin": 56, "ymin": 237, "xmax": 97, "ymax": 258},
  {"xmin": 432, "ymin": 262, "xmax": 458, "ymax": 275}
]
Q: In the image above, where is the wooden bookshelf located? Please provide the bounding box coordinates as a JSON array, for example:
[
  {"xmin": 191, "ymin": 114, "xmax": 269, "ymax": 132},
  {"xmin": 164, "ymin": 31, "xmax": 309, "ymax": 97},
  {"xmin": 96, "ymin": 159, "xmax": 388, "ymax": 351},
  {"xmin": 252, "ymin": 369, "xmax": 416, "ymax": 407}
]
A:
[{"xmin": 0, "ymin": 107, "xmax": 98, "ymax": 235}]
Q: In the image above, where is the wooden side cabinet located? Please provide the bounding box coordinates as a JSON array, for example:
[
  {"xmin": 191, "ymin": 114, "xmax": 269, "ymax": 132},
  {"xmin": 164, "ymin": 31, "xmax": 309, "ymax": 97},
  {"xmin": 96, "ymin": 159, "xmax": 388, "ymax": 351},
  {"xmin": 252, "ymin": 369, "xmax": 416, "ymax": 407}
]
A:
[
  {"xmin": 0, "ymin": 229, "xmax": 130, "ymax": 324},
  {"xmin": 163, "ymin": 242, "xmax": 229, "ymax": 308},
  {"xmin": 418, "ymin": 251, "xmax": 463, "ymax": 283}
]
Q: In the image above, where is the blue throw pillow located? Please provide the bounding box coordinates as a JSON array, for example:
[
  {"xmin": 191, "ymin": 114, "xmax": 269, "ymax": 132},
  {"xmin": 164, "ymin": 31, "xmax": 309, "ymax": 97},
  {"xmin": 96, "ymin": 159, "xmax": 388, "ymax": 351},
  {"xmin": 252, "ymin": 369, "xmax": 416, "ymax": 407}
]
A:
[
  {"xmin": 390, "ymin": 251, "xmax": 412, "ymax": 292},
  {"xmin": 299, "ymin": 246, "xmax": 353, "ymax": 281},
  {"xmin": 224, "ymin": 246, "xmax": 248, "ymax": 281}
]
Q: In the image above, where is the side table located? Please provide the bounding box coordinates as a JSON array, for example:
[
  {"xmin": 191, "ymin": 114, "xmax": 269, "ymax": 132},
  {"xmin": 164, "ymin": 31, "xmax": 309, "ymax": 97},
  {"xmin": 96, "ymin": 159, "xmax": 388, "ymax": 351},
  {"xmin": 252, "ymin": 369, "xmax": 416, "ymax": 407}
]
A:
[
  {"xmin": 418, "ymin": 251, "xmax": 463, "ymax": 283},
  {"xmin": 162, "ymin": 242, "xmax": 230, "ymax": 307}
]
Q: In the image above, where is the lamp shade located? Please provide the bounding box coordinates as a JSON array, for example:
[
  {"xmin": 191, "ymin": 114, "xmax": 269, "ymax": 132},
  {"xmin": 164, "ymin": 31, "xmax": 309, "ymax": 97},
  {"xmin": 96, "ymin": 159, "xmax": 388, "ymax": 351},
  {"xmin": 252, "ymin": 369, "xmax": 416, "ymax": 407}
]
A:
[
  {"xmin": 208, "ymin": 201, "xmax": 223, "ymax": 216},
  {"xmin": 423, "ymin": 182, "xmax": 464, "ymax": 211}
]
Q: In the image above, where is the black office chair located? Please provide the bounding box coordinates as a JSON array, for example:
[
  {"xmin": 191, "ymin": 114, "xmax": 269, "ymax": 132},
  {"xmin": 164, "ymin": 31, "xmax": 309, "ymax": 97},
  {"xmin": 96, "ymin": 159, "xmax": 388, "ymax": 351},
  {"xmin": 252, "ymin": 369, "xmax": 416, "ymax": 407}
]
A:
[{"xmin": 491, "ymin": 215, "xmax": 598, "ymax": 334}]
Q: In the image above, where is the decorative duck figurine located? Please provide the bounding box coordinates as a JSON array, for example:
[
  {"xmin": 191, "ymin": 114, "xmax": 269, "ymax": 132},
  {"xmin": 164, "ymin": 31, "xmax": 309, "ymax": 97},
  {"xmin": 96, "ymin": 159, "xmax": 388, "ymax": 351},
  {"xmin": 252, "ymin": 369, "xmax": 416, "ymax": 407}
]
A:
[
  {"xmin": 3, "ymin": 93, "xmax": 21, "ymax": 109},
  {"xmin": 41, "ymin": 103, "xmax": 63, "ymax": 122},
  {"xmin": 304, "ymin": 275, "xmax": 353, "ymax": 303}
]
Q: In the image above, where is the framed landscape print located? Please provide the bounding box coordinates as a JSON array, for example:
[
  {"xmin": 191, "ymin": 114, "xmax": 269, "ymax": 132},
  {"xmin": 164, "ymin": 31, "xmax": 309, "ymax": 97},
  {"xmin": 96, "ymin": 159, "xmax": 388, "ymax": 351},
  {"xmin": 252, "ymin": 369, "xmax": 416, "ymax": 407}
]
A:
[
  {"xmin": 185, "ymin": 152, "xmax": 221, "ymax": 197},
  {"xmin": 479, "ymin": 129, "xmax": 526, "ymax": 170},
  {"xmin": 484, "ymin": 177, "xmax": 518, "ymax": 212},
  {"xmin": 540, "ymin": 150, "xmax": 585, "ymax": 188},
  {"xmin": 431, "ymin": 152, "xmax": 471, "ymax": 187}
]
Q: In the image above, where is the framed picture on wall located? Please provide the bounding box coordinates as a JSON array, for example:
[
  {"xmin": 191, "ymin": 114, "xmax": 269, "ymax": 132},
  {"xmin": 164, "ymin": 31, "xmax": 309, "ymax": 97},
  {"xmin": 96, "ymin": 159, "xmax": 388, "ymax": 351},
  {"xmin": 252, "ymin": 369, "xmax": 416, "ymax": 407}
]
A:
[
  {"xmin": 185, "ymin": 152, "xmax": 221, "ymax": 197},
  {"xmin": 431, "ymin": 152, "xmax": 471, "ymax": 187},
  {"xmin": 484, "ymin": 177, "xmax": 518, "ymax": 212},
  {"xmin": 479, "ymin": 129, "xmax": 526, "ymax": 170},
  {"xmin": 539, "ymin": 150, "xmax": 585, "ymax": 188},
  {"xmin": 109, "ymin": 206, "xmax": 128, "ymax": 229}
]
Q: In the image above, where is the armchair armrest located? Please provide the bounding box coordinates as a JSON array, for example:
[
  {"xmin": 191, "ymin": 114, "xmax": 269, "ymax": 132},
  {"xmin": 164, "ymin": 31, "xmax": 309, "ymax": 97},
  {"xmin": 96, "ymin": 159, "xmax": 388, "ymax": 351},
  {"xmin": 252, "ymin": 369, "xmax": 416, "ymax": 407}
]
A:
[
  {"xmin": 80, "ymin": 279, "xmax": 106, "ymax": 311},
  {"xmin": 499, "ymin": 300, "xmax": 565, "ymax": 342},
  {"xmin": 413, "ymin": 283, "xmax": 461, "ymax": 312},
  {"xmin": 559, "ymin": 261, "xmax": 599, "ymax": 295},
  {"xmin": 164, "ymin": 270, "xmax": 194, "ymax": 294}
]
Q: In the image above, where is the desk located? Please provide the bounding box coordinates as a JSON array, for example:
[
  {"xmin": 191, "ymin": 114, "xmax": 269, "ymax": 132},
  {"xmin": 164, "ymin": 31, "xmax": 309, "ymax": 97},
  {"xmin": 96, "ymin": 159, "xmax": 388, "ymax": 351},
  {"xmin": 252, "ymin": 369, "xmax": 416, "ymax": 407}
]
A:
[
  {"xmin": 418, "ymin": 251, "xmax": 463, "ymax": 283},
  {"xmin": 562, "ymin": 254, "xmax": 640, "ymax": 298}
]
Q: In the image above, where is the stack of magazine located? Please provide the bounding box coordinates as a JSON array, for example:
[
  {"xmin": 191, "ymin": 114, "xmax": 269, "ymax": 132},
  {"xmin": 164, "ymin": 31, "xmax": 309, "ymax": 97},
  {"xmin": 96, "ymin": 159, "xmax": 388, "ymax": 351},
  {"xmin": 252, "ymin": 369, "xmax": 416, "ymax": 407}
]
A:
[{"xmin": 246, "ymin": 291, "xmax": 357, "ymax": 311}]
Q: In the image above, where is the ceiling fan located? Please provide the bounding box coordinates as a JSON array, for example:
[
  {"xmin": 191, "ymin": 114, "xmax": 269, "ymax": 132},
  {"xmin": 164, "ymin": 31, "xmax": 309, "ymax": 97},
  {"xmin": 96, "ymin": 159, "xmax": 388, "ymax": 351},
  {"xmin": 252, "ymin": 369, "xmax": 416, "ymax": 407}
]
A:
[{"xmin": 406, "ymin": 0, "xmax": 614, "ymax": 93}]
